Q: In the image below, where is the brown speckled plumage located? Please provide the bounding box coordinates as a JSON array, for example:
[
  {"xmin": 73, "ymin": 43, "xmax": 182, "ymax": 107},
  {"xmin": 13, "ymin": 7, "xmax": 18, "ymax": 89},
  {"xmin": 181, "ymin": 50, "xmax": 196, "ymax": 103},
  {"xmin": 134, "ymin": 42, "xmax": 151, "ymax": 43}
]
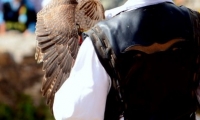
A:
[{"xmin": 35, "ymin": 0, "xmax": 105, "ymax": 110}]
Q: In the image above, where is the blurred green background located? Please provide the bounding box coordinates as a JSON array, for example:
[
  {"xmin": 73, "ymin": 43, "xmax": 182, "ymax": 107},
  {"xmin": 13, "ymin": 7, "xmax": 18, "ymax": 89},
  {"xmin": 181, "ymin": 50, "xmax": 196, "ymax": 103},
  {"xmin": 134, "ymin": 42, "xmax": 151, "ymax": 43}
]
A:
[{"xmin": 0, "ymin": 0, "xmax": 199, "ymax": 120}]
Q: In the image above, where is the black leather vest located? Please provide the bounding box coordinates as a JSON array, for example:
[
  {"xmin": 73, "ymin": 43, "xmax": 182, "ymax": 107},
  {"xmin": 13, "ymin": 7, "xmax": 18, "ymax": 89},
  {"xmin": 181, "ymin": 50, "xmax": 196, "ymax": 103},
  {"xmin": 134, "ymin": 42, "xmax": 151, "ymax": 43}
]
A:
[{"xmin": 83, "ymin": 2, "xmax": 200, "ymax": 120}]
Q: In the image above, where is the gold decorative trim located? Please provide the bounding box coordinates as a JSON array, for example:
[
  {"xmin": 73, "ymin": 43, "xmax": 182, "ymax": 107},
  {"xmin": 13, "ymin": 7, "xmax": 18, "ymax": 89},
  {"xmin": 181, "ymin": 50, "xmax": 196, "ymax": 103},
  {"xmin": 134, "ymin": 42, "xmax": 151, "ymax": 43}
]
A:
[{"xmin": 125, "ymin": 38, "xmax": 185, "ymax": 54}]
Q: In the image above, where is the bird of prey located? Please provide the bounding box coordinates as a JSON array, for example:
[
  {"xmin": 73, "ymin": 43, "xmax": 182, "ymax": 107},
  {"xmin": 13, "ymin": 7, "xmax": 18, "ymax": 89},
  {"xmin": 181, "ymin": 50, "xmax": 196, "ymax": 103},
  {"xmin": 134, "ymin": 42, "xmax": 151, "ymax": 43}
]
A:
[{"xmin": 35, "ymin": 0, "xmax": 105, "ymax": 110}]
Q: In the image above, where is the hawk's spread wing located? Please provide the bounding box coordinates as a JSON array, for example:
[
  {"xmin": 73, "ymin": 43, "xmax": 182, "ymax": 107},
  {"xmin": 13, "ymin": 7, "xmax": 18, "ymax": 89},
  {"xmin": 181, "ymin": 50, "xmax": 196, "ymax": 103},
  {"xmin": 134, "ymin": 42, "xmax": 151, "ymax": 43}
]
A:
[{"xmin": 35, "ymin": 0, "xmax": 105, "ymax": 110}]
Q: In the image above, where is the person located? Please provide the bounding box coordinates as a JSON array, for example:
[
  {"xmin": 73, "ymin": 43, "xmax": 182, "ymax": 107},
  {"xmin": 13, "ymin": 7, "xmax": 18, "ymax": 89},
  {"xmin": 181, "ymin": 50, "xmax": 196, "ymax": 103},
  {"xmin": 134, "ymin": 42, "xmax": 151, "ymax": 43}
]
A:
[
  {"xmin": 53, "ymin": 0, "xmax": 200, "ymax": 120},
  {"xmin": 0, "ymin": 0, "xmax": 6, "ymax": 35},
  {"xmin": 1, "ymin": 0, "xmax": 37, "ymax": 34}
]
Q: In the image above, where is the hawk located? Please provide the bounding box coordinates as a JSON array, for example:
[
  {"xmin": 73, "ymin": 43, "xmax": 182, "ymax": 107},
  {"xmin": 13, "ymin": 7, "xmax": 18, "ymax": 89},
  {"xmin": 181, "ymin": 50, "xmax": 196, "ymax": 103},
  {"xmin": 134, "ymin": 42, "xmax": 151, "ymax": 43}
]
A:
[{"xmin": 35, "ymin": 0, "xmax": 105, "ymax": 110}]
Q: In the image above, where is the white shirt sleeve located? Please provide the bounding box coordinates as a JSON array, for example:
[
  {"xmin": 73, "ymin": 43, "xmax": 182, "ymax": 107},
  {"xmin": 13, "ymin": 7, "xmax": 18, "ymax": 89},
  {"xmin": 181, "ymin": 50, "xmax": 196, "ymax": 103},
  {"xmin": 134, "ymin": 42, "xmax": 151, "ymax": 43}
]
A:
[{"xmin": 53, "ymin": 37, "xmax": 111, "ymax": 120}]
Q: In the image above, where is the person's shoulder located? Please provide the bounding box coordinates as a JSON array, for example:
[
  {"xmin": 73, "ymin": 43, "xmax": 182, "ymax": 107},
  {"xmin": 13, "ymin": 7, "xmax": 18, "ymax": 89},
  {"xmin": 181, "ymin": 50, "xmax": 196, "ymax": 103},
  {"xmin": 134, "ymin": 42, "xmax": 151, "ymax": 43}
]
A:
[
  {"xmin": 2, "ymin": 0, "xmax": 11, "ymax": 8},
  {"xmin": 2, "ymin": 0, "xmax": 11, "ymax": 4},
  {"xmin": 182, "ymin": 6, "xmax": 200, "ymax": 19}
]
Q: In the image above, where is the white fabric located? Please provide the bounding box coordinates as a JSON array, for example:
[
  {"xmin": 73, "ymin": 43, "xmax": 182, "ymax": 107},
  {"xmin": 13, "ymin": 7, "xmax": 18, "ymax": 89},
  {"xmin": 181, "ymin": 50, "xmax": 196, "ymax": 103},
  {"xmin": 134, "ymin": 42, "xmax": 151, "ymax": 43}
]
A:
[
  {"xmin": 53, "ymin": 38, "xmax": 111, "ymax": 120},
  {"xmin": 53, "ymin": 0, "xmax": 175, "ymax": 120}
]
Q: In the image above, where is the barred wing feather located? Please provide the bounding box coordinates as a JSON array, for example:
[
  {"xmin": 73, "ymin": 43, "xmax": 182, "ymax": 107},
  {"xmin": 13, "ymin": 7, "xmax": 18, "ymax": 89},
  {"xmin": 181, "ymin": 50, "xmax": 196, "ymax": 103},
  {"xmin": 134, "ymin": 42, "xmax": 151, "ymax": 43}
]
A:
[
  {"xmin": 75, "ymin": 0, "xmax": 105, "ymax": 31},
  {"xmin": 35, "ymin": 0, "xmax": 79, "ymax": 109},
  {"xmin": 35, "ymin": 0, "xmax": 105, "ymax": 110}
]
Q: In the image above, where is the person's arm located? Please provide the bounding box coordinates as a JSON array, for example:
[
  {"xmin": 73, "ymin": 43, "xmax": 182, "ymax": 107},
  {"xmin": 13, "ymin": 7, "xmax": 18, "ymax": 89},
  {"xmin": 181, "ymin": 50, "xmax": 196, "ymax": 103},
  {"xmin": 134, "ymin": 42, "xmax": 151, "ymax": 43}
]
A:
[
  {"xmin": 53, "ymin": 37, "xmax": 111, "ymax": 120},
  {"xmin": 0, "ymin": 11, "xmax": 5, "ymax": 35}
]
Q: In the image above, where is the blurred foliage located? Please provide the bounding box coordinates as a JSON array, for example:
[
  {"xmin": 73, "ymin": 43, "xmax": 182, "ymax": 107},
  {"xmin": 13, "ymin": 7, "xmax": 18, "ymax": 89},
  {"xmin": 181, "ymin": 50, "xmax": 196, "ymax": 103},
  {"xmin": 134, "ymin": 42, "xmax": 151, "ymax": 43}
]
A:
[{"xmin": 0, "ymin": 93, "xmax": 54, "ymax": 120}]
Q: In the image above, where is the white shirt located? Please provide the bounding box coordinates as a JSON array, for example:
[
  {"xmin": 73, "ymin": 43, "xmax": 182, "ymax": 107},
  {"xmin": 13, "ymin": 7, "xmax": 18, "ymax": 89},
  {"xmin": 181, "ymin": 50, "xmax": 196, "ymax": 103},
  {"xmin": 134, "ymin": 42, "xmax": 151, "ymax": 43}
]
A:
[
  {"xmin": 53, "ymin": 0, "xmax": 174, "ymax": 120},
  {"xmin": 53, "ymin": 38, "xmax": 111, "ymax": 120}
]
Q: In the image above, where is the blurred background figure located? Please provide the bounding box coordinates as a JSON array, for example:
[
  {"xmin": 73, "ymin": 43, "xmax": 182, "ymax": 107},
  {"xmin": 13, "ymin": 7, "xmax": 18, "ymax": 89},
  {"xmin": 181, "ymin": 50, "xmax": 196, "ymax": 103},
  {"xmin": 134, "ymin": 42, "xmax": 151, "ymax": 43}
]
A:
[
  {"xmin": 0, "ymin": 0, "xmax": 37, "ymax": 35},
  {"xmin": 0, "ymin": 0, "xmax": 5, "ymax": 35}
]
